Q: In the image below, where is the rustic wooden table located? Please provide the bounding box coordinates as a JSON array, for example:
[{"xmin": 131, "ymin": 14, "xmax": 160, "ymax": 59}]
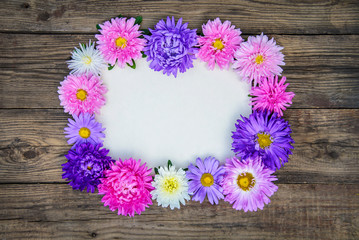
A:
[{"xmin": 0, "ymin": 0, "xmax": 358, "ymax": 239}]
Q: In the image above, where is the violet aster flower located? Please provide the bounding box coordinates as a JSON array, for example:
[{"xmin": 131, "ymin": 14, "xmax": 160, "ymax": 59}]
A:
[
  {"xmin": 186, "ymin": 157, "xmax": 225, "ymax": 205},
  {"xmin": 232, "ymin": 110, "xmax": 294, "ymax": 171},
  {"xmin": 250, "ymin": 75, "xmax": 295, "ymax": 117},
  {"xmin": 233, "ymin": 33, "xmax": 285, "ymax": 85},
  {"xmin": 64, "ymin": 113, "xmax": 105, "ymax": 148},
  {"xmin": 144, "ymin": 16, "xmax": 198, "ymax": 77},
  {"xmin": 62, "ymin": 142, "xmax": 114, "ymax": 193},
  {"xmin": 198, "ymin": 18, "xmax": 243, "ymax": 70},
  {"xmin": 223, "ymin": 156, "xmax": 278, "ymax": 212}
]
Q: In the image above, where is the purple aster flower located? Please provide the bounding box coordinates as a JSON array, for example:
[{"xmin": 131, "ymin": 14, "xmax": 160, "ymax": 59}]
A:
[
  {"xmin": 64, "ymin": 113, "xmax": 105, "ymax": 148},
  {"xmin": 62, "ymin": 142, "xmax": 114, "ymax": 192},
  {"xmin": 223, "ymin": 156, "xmax": 278, "ymax": 212},
  {"xmin": 232, "ymin": 110, "xmax": 294, "ymax": 171},
  {"xmin": 186, "ymin": 157, "xmax": 225, "ymax": 205},
  {"xmin": 144, "ymin": 16, "xmax": 198, "ymax": 77}
]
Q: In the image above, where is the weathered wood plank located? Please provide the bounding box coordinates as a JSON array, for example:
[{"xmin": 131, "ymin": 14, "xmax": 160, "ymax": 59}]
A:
[
  {"xmin": 0, "ymin": 184, "xmax": 358, "ymax": 239},
  {"xmin": 0, "ymin": 34, "xmax": 359, "ymax": 109},
  {"xmin": 0, "ymin": 109, "xmax": 358, "ymax": 184},
  {"xmin": 0, "ymin": 0, "xmax": 358, "ymax": 34}
]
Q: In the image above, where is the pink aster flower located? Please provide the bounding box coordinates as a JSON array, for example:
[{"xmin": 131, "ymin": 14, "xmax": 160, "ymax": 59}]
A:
[
  {"xmin": 58, "ymin": 74, "xmax": 107, "ymax": 116},
  {"xmin": 223, "ymin": 156, "xmax": 278, "ymax": 212},
  {"xmin": 198, "ymin": 18, "xmax": 243, "ymax": 70},
  {"xmin": 95, "ymin": 17, "xmax": 146, "ymax": 67},
  {"xmin": 250, "ymin": 75, "xmax": 295, "ymax": 116},
  {"xmin": 233, "ymin": 33, "xmax": 285, "ymax": 85},
  {"xmin": 98, "ymin": 158, "xmax": 154, "ymax": 217}
]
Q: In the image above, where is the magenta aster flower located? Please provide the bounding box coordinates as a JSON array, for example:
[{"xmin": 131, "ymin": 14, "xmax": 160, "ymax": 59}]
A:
[
  {"xmin": 144, "ymin": 16, "xmax": 198, "ymax": 77},
  {"xmin": 98, "ymin": 158, "xmax": 154, "ymax": 217},
  {"xmin": 197, "ymin": 18, "xmax": 243, "ymax": 70},
  {"xmin": 223, "ymin": 156, "xmax": 278, "ymax": 212},
  {"xmin": 232, "ymin": 110, "xmax": 294, "ymax": 171},
  {"xmin": 186, "ymin": 157, "xmax": 225, "ymax": 205},
  {"xmin": 64, "ymin": 113, "xmax": 105, "ymax": 148},
  {"xmin": 233, "ymin": 33, "xmax": 285, "ymax": 85},
  {"xmin": 58, "ymin": 74, "xmax": 107, "ymax": 116},
  {"xmin": 62, "ymin": 143, "xmax": 113, "ymax": 193},
  {"xmin": 95, "ymin": 17, "xmax": 146, "ymax": 67},
  {"xmin": 250, "ymin": 75, "xmax": 295, "ymax": 116}
]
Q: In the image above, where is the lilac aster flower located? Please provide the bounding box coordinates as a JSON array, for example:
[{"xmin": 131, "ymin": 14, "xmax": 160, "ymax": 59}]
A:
[
  {"xmin": 144, "ymin": 16, "xmax": 198, "ymax": 77},
  {"xmin": 223, "ymin": 156, "xmax": 278, "ymax": 212},
  {"xmin": 64, "ymin": 113, "xmax": 105, "ymax": 148},
  {"xmin": 186, "ymin": 157, "xmax": 225, "ymax": 205},
  {"xmin": 62, "ymin": 143, "xmax": 114, "ymax": 192},
  {"xmin": 232, "ymin": 110, "xmax": 294, "ymax": 171}
]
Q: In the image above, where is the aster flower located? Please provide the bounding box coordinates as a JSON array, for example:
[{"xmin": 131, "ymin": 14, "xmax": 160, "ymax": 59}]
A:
[
  {"xmin": 250, "ymin": 75, "xmax": 295, "ymax": 116},
  {"xmin": 144, "ymin": 16, "xmax": 198, "ymax": 77},
  {"xmin": 96, "ymin": 17, "xmax": 146, "ymax": 67},
  {"xmin": 232, "ymin": 110, "xmax": 294, "ymax": 171},
  {"xmin": 186, "ymin": 157, "xmax": 225, "ymax": 205},
  {"xmin": 223, "ymin": 156, "xmax": 278, "ymax": 212},
  {"xmin": 233, "ymin": 33, "xmax": 285, "ymax": 85},
  {"xmin": 197, "ymin": 18, "xmax": 243, "ymax": 70},
  {"xmin": 64, "ymin": 113, "xmax": 105, "ymax": 148},
  {"xmin": 98, "ymin": 158, "xmax": 154, "ymax": 217},
  {"xmin": 62, "ymin": 142, "xmax": 113, "ymax": 193},
  {"xmin": 58, "ymin": 74, "xmax": 107, "ymax": 116},
  {"xmin": 151, "ymin": 165, "xmax": 190, "ymax": 209},
  {"xmin": 67, "ymin": 40, "xmax": 106, "ymax": 76}
]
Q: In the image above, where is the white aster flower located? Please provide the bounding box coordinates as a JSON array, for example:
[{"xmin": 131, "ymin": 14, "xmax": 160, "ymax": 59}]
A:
[
  {"xmin": 151, "ymin": 165, "xmax": 190, "ymax": 210},
  {"xmin": 67, "ymin": 40, "xmax": 106, "ymax": 76}
]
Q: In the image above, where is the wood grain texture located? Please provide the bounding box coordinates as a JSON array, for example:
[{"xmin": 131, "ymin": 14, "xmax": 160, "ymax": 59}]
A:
[
  {"xmin": 0, "ymin": 109, "xmax": 358, "ymax": 184},
  {"xmin": 0, "ymin": 0, "xmax": 359, "ymax": 34},
  {"xmin": 1, "ymin": 34, "xmax": 359, "ymax": 109},
  {"xmin": 0, "ymin": 184, "xmax": 358, "ymax": 239}
]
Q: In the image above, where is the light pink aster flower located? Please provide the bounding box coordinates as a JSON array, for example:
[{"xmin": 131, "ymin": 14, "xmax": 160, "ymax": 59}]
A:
[
  {"xmin": 250, "ymin": 75, "xmax": 295, "ymax": 116},
  {"xmin": 95, "ymin": 17, "xmax": 146, "ymax": 67},
  {"xmin": 223, "ymin": 156, "xmax": 278, "ymax": 212},
  {"xmin": 58, "ymin": 74, "xmax": 107, "ymax": 116},
  {"xmin": 198, "ymin": 18, "xmax": 243, "ymax": 70},
  {"xmin": 233, "ymin": 33, "xmax": 285, "ymax": 85},
  {"xmin": 98, "ymin": 158, "xmax": 154, "ymax": 217}
]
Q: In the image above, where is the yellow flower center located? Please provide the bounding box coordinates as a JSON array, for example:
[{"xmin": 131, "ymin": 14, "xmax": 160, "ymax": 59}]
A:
[
  {"xmin": 200, "ymin": 173, "xmax": 214, "ymax": 187},
  {"xmin": 237, "ymin": 172, "xmax": 255, "ymax": 191},
  {"xmin": 115, "ymin": 37, "xmax": 127, "ymax": 48},
  {"xmin": 213, "ymin": 38, "xmax": 224, "ymax": 50},
  {"xmin": 79, "ymin": 127, "xmax": 91, "ymax": 139},
  {"xmin": 76, "ymin": 89, "xmax": 87, "ymax": 101},
  {"xmin": 257, "ymin": 132, "xmax": 273, "ymax": 149},
  {"xmin": 82, "ymin": 56, "xmax": 92, "ymax": 65},
  {"xmin": 163, "ymin": 177, "xmax": 179, "ymax": 194},
  {"xmin": 255, "ymin": 54, "xmax": 264, "ymax": 64},
  {"xmin": 87, "ymin": 166, "xmax": 92, "ymax": 170}
]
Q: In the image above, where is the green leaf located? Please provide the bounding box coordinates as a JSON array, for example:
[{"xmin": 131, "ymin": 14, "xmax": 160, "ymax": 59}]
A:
[
  {"xmin": 183, "ymin": 168, "xmax": 188, "ymax": 172},
  {"xmin": 117, "ymin": 14, "xmax": 123, "ymax": 18},
  {"xmin": 141, "ymin": 29, "xmax": 151, "ymax": 36},
  {"xmin": 108, "ymin": 64, "xmax": 115, "ymax": 70},
  {"xmin": 141, "ymin": 51, "xmax": 147, "ymax": 58},
  {"xmin": 248, "ymin": 94, "xmax": 255, "ymax": 98},
  {"xmin": 96, "ymin": 24, "xmax": 101, "ymax": 30},
  {"xmin": 154, "ymin": 167, "xmax": 159, "ymax": 175},
  {"xmin": 81, "ymin": 43, "xmax": 86, "ymax": 49},
  {"xmin": 134, "ymin": 15, "xmax": 143, "ymax": 25},
  {"xmin": 167, "ymin": 160, "xmax": 173, "ymax": 168},
  {"xmin": 126, "ymin": 59, "xmax": 136, "ymax": 69}
]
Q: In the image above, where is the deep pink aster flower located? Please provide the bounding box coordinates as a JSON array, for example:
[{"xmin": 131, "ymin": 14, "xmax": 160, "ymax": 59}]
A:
[
  {"xmin": 58, "ymin": 74, "xmax": 107, "ymax": 116},
  {"xmin": 233, "ymin": 33, "xmax": 285, "ymax": 85},
  {"xmin": 95, "ymin": 17, "xmax": 146, "ymax": 67},
  {"xmin": 98, "ymin": 158, "xmax": 154, "ymax": 217},
  {"xmin": 198, "ymin": 18, "xmax": 243, "ymax": 70},
  {"xmin": 250, "ymin": 76, "xmax": 295, "ymax": 116},
  {"xmin": 223, "ymin": 156, "xmax": 278, "ymax": 212}
]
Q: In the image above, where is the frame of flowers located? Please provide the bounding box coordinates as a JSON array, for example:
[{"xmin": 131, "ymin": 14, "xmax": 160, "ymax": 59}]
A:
[{"xmin": 58, "ymin": 15, "xmax": 295, "ymax": 217}]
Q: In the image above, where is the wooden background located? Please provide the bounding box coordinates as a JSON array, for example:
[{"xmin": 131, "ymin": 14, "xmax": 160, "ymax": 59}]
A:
[{"xmin": 0, "ymin": 0, "xmax": 358, "ymax": 239}]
